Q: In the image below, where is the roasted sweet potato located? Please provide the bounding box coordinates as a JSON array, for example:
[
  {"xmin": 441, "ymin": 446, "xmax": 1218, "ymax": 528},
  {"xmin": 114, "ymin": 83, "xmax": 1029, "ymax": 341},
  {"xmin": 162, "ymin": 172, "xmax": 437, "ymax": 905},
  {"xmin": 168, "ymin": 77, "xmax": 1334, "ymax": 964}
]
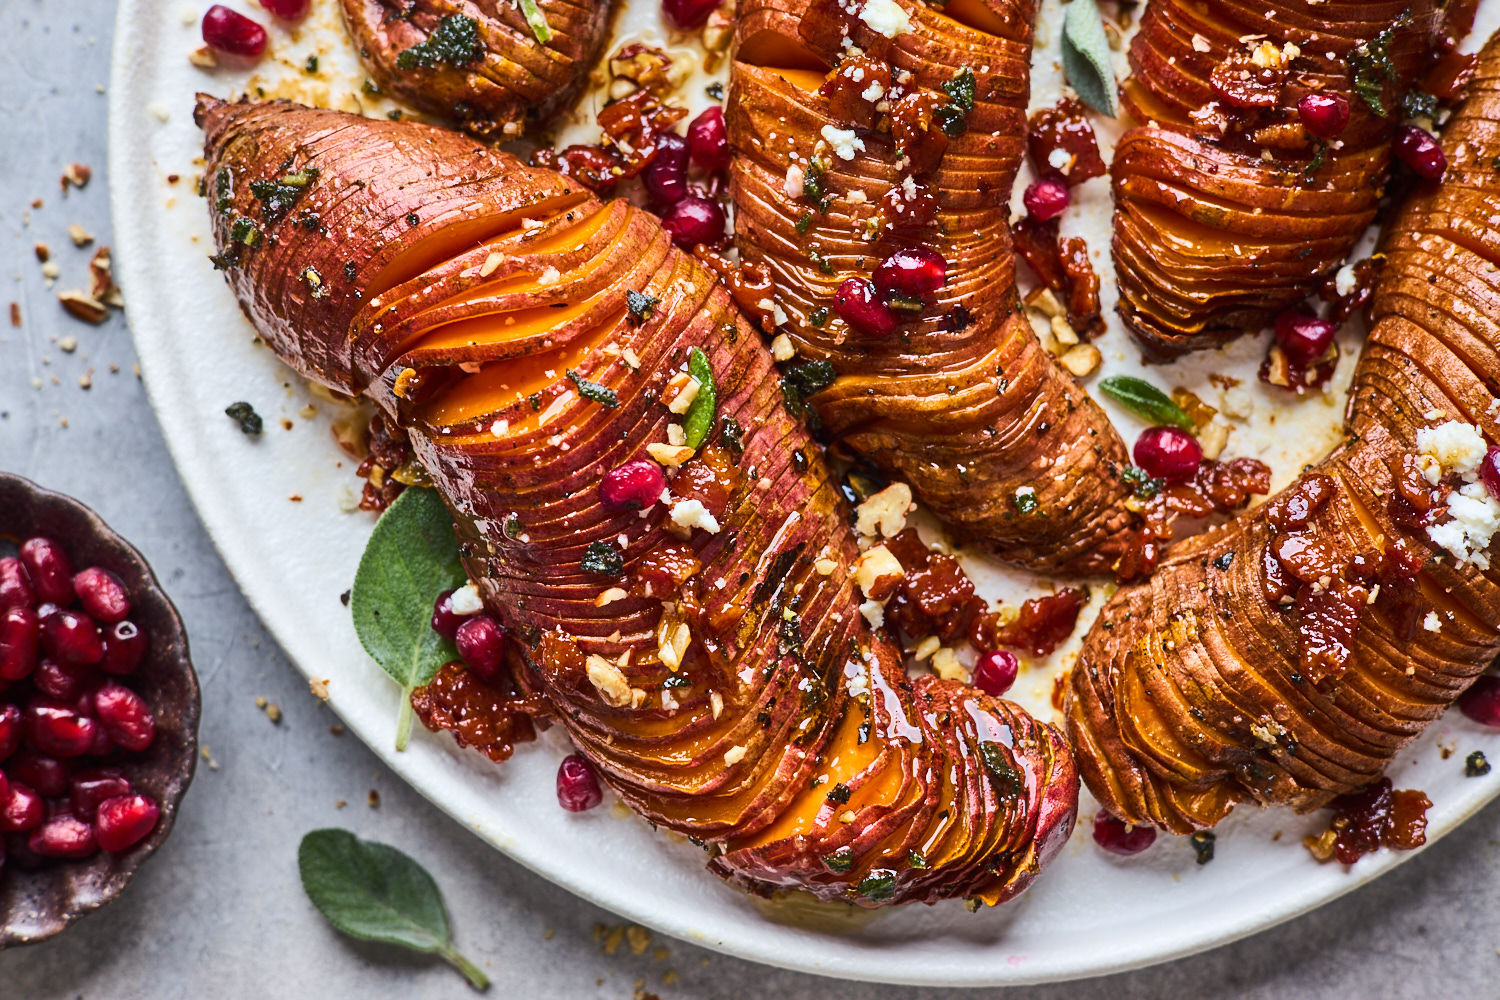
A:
[
  {"xmin": 197, "ymin": 97, "xmax": 1077, "ymax": 907},
  {"xmin": 340, "ymin": 0, "xmax": 616, "ymax": 136},
  {"xmin": 1112, "ymin": 1, "xmax": 1455, "ymax": 359},
  {"xmin": 1067, "ymin": 36, "xmax": 1500, "ymax": 833},
  {"xmin": 725, "ymin": 0, "xmax": 1139, "ymax": 576}
]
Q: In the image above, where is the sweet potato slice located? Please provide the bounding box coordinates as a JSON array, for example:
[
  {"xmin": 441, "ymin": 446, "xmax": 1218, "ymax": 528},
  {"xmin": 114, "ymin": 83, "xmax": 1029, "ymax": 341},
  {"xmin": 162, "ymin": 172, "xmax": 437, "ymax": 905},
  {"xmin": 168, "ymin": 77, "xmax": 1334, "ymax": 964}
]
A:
[
  {"xmin": 725, "ymin": 0, "xmax": 1138, "ymax": 576},
  {"xmin": 340, "ymin": 0, "xmax": 617, "ymax": 137},
  {"xmin": 1068, "ymin": 35, "xmax": 1500, "ymax": 832},
  {"xmin": 1113, "ymin": 0, "xmax": 1453, "ymax": 359},
  {"xmin": 198, "ymin": 96, "xmax": 1077, "ymax": 906}
]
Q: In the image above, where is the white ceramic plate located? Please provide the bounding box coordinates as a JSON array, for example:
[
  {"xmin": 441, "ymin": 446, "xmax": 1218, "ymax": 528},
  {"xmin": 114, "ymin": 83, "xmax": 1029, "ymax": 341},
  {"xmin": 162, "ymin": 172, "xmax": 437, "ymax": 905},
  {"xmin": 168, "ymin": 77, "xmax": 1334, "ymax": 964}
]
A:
[{"xmin": 109, "ymin": 0, "xmax": 1500, "ymax": 985}]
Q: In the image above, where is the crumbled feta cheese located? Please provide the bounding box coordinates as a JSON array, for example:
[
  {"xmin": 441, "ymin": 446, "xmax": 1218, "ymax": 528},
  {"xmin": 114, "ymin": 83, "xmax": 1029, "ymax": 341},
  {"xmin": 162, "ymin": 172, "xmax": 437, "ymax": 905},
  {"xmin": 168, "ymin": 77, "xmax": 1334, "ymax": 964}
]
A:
[
  {"xmin": 1417, "ymin": 420, "xmax": 1488, "ymax": 479},
  {"xmin": 859, "ymin": 599, "xmax": 885, "ymax": 628},
  {"xmin": 1427, "ymin": 482, "xmax": 1500, "ymax": 569},
  {"xmin": 536, "ymin": 266, "xmax": 562, "ymax": 287},
  {"xmin": 861, "ymin": 80, "xmax": 885, "ymax": 102},
  {"xmin": 448, "ymin": 584, "xmax": 483, "ymax": 615},
  {"xmin": 859, "ymin": 0, "xmax": 910, "ymax": 37},
  {"xmin": 1424, "ymin": 611, "xmax": 1443, "ymax": 633},
  {"xmin": 847, "ymin": 189, "xmax": 867, "ymax": 204},
  {"xmin": 670, "ymin": 498, "xmax": 722, "ymax": 534},
  {"xmin": 820, "ymin": 124, "xmax": 866, "ymax": 161},
  {"xmin": 724, "ymin": 744, "xmax": 747, "ymax": 766},
  {"xmin": 1047, "ymin": 147, "xmax": 1072, "ymax": 173},
  {"xmin": 1192, "ymin": 33, "xmax": 1211, "ymax": 53},
  {"xmin": 783, "ymin": 163, "xmax": 806, "ymax": 199},
  {"xmin": 1334, "ymin": 264, "xmax": 1358, "ymax": 298},
  {"xmin": 489, "ymin": 419, "xmax": 509, "ymax": 438}
]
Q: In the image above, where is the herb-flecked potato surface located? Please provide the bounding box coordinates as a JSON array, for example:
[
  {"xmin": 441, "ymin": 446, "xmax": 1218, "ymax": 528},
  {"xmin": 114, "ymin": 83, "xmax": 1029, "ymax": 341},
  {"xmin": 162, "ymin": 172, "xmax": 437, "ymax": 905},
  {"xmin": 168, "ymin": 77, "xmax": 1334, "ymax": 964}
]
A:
[{"xmin": 197, "ymin": 95, "xmax": 1078, "ymax": 908}]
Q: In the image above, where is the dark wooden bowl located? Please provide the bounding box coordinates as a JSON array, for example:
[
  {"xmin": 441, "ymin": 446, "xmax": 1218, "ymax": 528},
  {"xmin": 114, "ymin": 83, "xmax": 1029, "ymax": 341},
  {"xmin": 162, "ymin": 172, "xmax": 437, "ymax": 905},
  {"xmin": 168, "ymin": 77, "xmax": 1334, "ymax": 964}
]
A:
[{"xmin": 0, "ymin": 472, "xmax": 200, "ymax": 948}]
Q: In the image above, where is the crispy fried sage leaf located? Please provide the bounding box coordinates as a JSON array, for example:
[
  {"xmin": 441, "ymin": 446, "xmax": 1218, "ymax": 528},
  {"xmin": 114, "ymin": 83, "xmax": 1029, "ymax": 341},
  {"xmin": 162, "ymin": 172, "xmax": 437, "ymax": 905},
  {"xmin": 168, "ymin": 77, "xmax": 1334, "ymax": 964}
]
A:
[
  {"xmin": 396, "ymin": 15, "xmax": 482, "ymax": 71},
  {"xmin": 299, "ymin": 829, "xmax": 489, "ymax": 990},
  {"xmin": 350, "ymin": 486, "xmax": 465, "ymax": 750},
  {"xmin": 1061, "ymin": 0, "xmax": 1118, "ymax": 117},
  {"xmin": 1097, "ymin": 375, "xmax": 1195, "ymax": 430}
]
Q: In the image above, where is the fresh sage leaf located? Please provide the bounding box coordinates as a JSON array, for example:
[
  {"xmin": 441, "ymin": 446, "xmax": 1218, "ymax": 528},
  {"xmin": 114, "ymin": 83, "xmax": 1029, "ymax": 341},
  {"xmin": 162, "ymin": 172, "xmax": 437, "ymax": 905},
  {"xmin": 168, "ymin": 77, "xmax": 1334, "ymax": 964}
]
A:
[
  {"xmin": 518, "ymin": 0, "xmax": 552, "ymax": 44},
  {"xmin": 1097, "ymin": 375, "xmax": 1195, "ymax": 430},
  {"xmin": 299, "ymin": 829, "xmax": 489, "ymax": 990},
  {"xmin": 350, "ymin": 486, "xmax": 466, "ymax": 750},
  {"xmin": 1061, "ymin": 0, "xmax": 1118, "ymax": 118},
  {"xmin": 683, "ymin": 347, "xmax": 717, "ymax": 450},
  {"xmin": 567, "ymin": 368, "xmax": 618, "ymax": 408}
]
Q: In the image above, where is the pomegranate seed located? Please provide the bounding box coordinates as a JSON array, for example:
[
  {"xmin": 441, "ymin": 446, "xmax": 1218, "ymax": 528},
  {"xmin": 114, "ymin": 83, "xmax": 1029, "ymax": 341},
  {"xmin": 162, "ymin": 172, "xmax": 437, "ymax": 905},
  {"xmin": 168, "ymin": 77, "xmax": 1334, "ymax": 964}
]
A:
[
  {"xmin": 556, "ymin": 753, "xmax": 603, "ymax": 811},
  {"xmin": 70, "ymin": 768, "xmax": 132, "ymax": 822},
  {"xmin": 1274, "ymin": 309, "xmax": 1337, "ymax": 368},
  {"xmin": 100, "ymin": 620, "xmax": 148, "ymax": 676},
  {"xmin": 643, "ymin": 133, "xmax": 690, "ymax": 204},
  {"xmin": 93, "ymin": 683, "xmax": 157, "ymax": 752},
  {"xmin": 1023, "ymin": 179, "xmax": 1070, "ymax": 221},
  {"xmin": 0, "ymin": 770, "xmax": 6, "ymax": 805},
  {"xmin": 600, "ymin": 459, "xmax": 667, "ymax": 511},
  {"xmin": 873, "ymin": 247, "xmax": 948, "ymax": 299},
  {"xmin": 1393, "ymin": 125, "xmax": 1447, "ymax": 180},
  {"xmin": 0, "ymin": 704, "xmax": 21, "ymax": 761},
  {"xmin": 0, "ymin": 607, "xmax": 40, "ymax": 681},
  {"xmin": 835, "ymin": 277, "xmax": 900, "ymax": 337},
  {"xmin": 0, "ymin": 782, "xmax": 44, "ymax": 832},
  {"xmin": 660, "ymin": 195, "xmax": 726, "ymax": 249},
  {"xmin": 1092, "ymin": 811, "xmax": 1157, "ymax": 855},
  {"xmin": 455, "ymin": 615, "xmax": 505, "ymax": 680},
  {"xmin": 973, "ymin": 650, "xmax": 1019, "ymax": 697},
  {"xmin": 1459, "ymin": 675, "xmax": 1500, "ymax": 726},
  {"xmin": 27, "ymin": 701, "xmax": 101, "ymax": 758},
  {"xmin": 85, "ymin": 721, "xmax": 115, "ymax": 757},
  {"xmin": 95, "ymin": 794, "xmax": 161, "ymax": 852},
  {"xmin": 687, "ymin": 107, "xmax": 731, "ymax": 173},
  {"xmin": 662, "ymin": 0, "xmax": 722, "ymax": 30},
  {"xmin": 202, "ymin": 5, "xmax": 267, "ymax": 58},
  {"xmin": 1133, "ymin": 426, "xmax": 1203, "ymax": 482},
  {"xmin": 0, "ymin": 557, "xmax": 33, "ymax": 612},
  {"xmin": 431, "ymin": 590, "xmax": 466, "ymax": 640},
  {"xmin": 73, "ymin": 567, "xmax": 131, "ymax": 623},
  {"xmin": 1297, "ymin": 92, "xmax": 1350, "ymax": 140},
  {"xmin": 259, "ymin": 0, "xmax": 309, "ymax": 20},
  {"xmin": 29, "ymin": 812, "xmax": 98, "ymax": 858},
  {"xmin": 41, "ymin": 609, "xmax": 105, "ymax": 667},
  {"xmin": 8, "ymin": 751, "xmax": 70, "ymax": 798},
  {"xmin": 1480, "ymin": 446, "xmax": 1500, "ymax": 501},
  {"xmin": 32, "ymin": 658, "xmax": 98, "ymax": 701},
  {"xmin": 19, "ymin": 537, "xmax": 75, "ymax": 606}
]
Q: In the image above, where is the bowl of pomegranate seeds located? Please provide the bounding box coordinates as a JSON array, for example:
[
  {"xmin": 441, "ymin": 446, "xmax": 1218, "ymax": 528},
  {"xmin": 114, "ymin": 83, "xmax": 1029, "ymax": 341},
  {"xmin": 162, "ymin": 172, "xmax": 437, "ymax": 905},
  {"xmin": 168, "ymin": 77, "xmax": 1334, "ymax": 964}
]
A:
[{"xmin": 0, "ymin": 473, "xmax": 199, "ymax": 948}]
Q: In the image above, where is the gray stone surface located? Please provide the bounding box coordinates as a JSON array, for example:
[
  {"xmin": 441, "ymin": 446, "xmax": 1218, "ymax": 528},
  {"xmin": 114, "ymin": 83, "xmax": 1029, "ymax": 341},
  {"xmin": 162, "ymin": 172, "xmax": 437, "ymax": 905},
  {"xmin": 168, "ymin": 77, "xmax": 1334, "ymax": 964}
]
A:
[{"xmin": 2, "ymin": 2, "xmax": 1500, "ymax": 997}]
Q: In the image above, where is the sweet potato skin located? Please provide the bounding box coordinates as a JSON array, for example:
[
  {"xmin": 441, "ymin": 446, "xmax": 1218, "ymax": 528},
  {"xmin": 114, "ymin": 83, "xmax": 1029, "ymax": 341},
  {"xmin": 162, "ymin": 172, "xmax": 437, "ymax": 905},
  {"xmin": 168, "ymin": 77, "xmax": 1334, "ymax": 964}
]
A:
[
  {"xmin": 726, "ymin": 0, "xmax": 1138, "ymax": 577},
  {"xmin": 340, "ymin": 0, "xmax": 616, "ymax": 136},
  {"xmin": 1069, "ymin": 35, "xmax": 1500, "ymax": 832},
  {"xmin": 198, "ymin": 96, "xmax": 1078, "ymax": 907},
  {"xmin": 1113, "ymin": 1, "xmax": 1447, "ymax": 359}
]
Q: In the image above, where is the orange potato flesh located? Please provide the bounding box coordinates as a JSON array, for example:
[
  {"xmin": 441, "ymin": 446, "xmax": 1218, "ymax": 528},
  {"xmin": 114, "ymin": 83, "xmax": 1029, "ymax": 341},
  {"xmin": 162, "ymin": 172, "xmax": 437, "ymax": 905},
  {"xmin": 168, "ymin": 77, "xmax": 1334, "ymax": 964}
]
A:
[{"xmin": 933, "ymin": 0, "xmax": 1010, "ymax": 37}]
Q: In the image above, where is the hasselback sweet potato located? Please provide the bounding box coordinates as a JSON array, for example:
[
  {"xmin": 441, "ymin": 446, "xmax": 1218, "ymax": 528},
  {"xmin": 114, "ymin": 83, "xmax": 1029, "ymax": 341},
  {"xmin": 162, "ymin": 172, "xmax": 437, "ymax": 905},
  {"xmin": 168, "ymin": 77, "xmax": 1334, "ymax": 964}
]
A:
[
  {"xmin": 1113, "ymin": 0, "xmax": 1452, "ymax": 359},
  {"xmin": 197, "ymin": 97, "xmax": 1077, "ymax": 906},
  {"xmin": 340, "ymin": 0, "xmax": 616, "ymax": 136},
  {"xmin": 1067, "ymin": 35, "xmax": 1500, "ymax": 833},
  {"xmin": 725, "ymin": 0, "xmax": 1138, "ymax": 576}
]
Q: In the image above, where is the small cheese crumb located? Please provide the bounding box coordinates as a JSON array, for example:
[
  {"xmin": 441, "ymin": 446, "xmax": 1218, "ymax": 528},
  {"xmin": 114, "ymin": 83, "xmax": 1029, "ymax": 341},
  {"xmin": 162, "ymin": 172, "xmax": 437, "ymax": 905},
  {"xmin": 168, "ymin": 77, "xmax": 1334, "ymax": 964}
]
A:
[
  {"xmin": 1424, "ymin": 611, "xmax": 1443, "ymax": 633},
  {"xmin": 670, "ymin": 498, "xmax": 722, "ymax": 534},
  {"xmin": 449, "ymin": 584, "xmax": 483, "ymax": 615},
  {"xmin": 489, "ymin": 419, "xmax": 509, "ymax": 437},
  {"xmin": 536, "ymin": 266, "xmax": 562, "ymax": 287},
  {"xmin": 1334, "ymin": 264, "xmax": 1357, "ymax": 298},
  {"xmin": 859, "ymin": 599, "xmax": 885, "ymax": 628},
  {"xmin": 783, "ymin": 163, "xmax": 806, "ymax": 199},
  {"xmin": 771, "ymin": 333, "xmax": 796, "ymax": 361},
  {"xmin": 859, "ymin": 0, "xmax": 911, "ymax": 38},
  {"xmin": 820, "ymin": 125, "xmax": 866, "ymax": 161},
  {"xmin": 1192, "ymin": 33, "xmax": 1211, "ymax": 53},
  {"xmin": 724, "ymin": 744, "xmax": 747, "ymax": 766},
  {"xmin": 1417, "ymin": 421, "xmax": 1487, "ymax": 479}
]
